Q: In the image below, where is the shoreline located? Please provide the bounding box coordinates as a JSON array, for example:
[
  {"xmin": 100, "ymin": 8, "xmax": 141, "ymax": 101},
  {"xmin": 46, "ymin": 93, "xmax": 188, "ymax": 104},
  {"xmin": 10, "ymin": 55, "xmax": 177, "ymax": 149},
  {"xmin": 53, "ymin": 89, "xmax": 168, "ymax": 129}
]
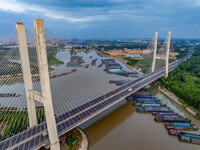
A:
[
  {"xmin": 59, "ymin": 127, "xmax": 88, "ymax": 150},
  {"xmin": 153, "ymin": 83, "xmax": 198, "ymax": 116},
  {"xmin": 78, "ymin": 128, "xmax": 89, "ymax": 150},
  {"xmin": 95, "ymin": 49, "xmax": 143, "ymax": 74}
]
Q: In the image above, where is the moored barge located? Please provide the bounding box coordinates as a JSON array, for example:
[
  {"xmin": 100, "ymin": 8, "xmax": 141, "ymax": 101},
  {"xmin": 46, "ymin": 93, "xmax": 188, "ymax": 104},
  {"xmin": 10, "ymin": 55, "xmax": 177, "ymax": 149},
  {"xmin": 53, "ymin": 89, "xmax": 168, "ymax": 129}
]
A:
[
  {"xmin": 154, "ymin": 116, "xmax": 191, "ymax": 123},
  {"xmin": 178, "ymin": 132, "xmax": 200, "ymax": 145},
  {"xmin": 165, "ymin": 123, "xmax": 199, "ymax": 131},
  {"xmin": 152, "ymin": 112, "xmax": 176, "ymax": 116},
  {"xmin": 168, "ymin": 129, "xmax": 180, "ymax": 136},
  {"xmin": 136, "ymin": 103, "xmax": 164, "ymax": 107},
  {"xmin": 136, "ymin": 106, "xmax": 171, "ymax": 113}
]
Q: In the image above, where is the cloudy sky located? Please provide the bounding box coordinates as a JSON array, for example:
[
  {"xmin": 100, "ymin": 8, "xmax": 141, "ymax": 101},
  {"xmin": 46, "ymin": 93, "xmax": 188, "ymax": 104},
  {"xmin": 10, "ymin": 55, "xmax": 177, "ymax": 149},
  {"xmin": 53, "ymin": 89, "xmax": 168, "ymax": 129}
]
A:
[{"xmin": 0, "ymin": 0, "xmax": 200, "ymax": 39}]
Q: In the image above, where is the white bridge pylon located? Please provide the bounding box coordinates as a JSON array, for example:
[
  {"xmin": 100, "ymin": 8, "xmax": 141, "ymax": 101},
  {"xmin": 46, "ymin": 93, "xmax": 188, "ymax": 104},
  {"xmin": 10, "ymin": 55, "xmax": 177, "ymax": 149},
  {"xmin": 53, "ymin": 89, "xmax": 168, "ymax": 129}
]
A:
[
  {"xmin": 16, "ymin": 19, "xmax": 60, "ymax": 150},
  {"xmin": 151, "ymin": 31, "xmax": 171, "ymax": 77}
]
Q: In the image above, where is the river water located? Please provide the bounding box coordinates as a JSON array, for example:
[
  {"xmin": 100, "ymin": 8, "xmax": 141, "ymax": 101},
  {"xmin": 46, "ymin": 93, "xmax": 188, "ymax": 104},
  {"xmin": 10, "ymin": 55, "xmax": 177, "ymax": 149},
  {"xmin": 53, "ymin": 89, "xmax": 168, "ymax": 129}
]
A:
[
  {"xmin": 0, "ymin": 50, "xmax": 136, "ymax": 114},
  {"xmin": 85, "ymin": 86, "xmax": 200, "ymax": 150}
]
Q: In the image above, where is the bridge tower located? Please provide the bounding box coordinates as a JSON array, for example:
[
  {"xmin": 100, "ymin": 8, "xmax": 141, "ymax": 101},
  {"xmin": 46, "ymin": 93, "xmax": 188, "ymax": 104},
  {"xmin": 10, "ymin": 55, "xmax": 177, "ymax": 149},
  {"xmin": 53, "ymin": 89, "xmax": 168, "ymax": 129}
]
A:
[
  {"xmin": 151, "ymin": 31, "xmax": 171, "ymax": 77},
  {"xmin": 16, "ymin": 22, "xmax": 38, "ymax": 127},
  {"xmin": 16, "ymin": 19, "xmax": 60, "ymax": 150},
  {"xmin": 151, "ymin": 31, "xmax": 158, "ymax": 73},
  {"xmin": 165, "ymin": 31, "xmax": 171, "ymax": 77}
]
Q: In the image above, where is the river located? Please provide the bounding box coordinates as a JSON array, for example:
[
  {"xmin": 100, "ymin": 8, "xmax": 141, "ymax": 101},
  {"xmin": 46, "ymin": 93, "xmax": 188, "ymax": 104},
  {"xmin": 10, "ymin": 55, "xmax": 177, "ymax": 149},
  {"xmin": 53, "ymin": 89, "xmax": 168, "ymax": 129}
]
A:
[
  {"xmin": 85, "ymin": 85, "xmax": 200, "ymax": 150},
  {"xmin": 0, "ymin": 50, "xmax": 136, "ymax": 114}
]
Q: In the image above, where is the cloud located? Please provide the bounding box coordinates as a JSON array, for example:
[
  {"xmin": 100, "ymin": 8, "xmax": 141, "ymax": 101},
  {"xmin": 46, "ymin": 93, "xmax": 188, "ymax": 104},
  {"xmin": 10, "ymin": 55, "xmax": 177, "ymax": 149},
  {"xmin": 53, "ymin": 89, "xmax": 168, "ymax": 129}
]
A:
[
  {"xmin": 0, "ymin": 0, "xmax": 162, "ymax": 24},
  {"xmin": 0, "ymin": 0, "xmax": 200, "ymax": 38},
  {"xmin": 195, "ymin": 0, "xmax": 200, "ymax": 6},
  {"xmin": 0, "ymin": 0, "xmax": 26, "ymax": 12},
  {"xmin": 0, "ymin": 0, "xmax": 100, "ymax": 22}
]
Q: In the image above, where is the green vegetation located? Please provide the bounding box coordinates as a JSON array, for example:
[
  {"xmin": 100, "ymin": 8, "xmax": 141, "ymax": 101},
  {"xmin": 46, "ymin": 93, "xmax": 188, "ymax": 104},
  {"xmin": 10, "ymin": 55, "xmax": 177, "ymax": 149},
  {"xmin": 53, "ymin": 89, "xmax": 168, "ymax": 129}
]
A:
[
  {"xmin": 123, "ymin": 56, "xmax": 176, "ymax": 73},
  {"xmin": 0, "ymin": 110, "xmax": 45, "ymax": 141},
  {"xmin": 97, "ymin": 42, "xmax": 148, "ymax": 50},
  {"xmin": 123, "ymin": 57, "xmax": 138, "ymax": 66},
  {"xmin": 0, "ymin": 64, "xmax": 22, "ymax": 76},
  {"xmin": 47, "ymin": 47, "xmax": 64, "ymax": 66},
  {"xmin": 70, "ymin": 48, "xmax": 77, "ymax": 56},
  {"xmin": 176, "ymin": 50, "xmax": 188, "ymax": 59},
  {"xmin": 65, "ymin": 128, "xmax": 82, "ymax": 150},
  {"xmin": 158, "ymin": 46, "xmax": 200, "ymax": 119},
  {"xmin": 123, "ymin": 57, "xmax": 153, "ymax": 73},
  {"xmin": 195, "ymin": 113, "xmax": 200, "ymax": 120},
  {"xmin": 0, "ymin": 46, "xmax": 64, "ymax": 76},
  {"xmin": 57, "ymin": 42, "xmax": 65, "ymax": 49},
  {"xmin": 122, "ymin": 56, "xmax": 158, "ymax": 73},
  {"xmin": 137, "ymin": 59, "xmax": 154, "ymax": 73}
]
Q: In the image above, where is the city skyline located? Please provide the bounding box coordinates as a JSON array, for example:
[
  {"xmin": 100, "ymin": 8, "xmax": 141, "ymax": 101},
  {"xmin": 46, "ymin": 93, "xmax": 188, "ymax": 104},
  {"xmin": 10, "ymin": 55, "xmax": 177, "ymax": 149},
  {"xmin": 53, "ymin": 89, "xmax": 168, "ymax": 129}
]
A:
[{"xmin": 0, "ymin": 0, "xmax": 200, "ymax": 38}]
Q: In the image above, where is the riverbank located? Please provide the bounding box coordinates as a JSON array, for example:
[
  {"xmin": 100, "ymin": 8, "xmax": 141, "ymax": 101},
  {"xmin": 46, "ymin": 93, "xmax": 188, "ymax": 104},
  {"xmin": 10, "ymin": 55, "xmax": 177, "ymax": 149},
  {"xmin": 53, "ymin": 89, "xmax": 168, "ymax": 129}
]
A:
[
  {"xmin": 96, "ymin": 50, "xmax": 142, "ymax": 74},
  {"xmin": 85, "ymin": 86, "xmax": 200, "ymax": 150},
  {"xmin": 78, "ymin": 128, "xmax": 88, "ymax": 150},
  {"xmin": 153, "ymin": 83, "xmax": 198, "ymax": 116},
  {"xmin": 59, "ymin": 128, "xmax": 83, "ymax": 150},
  {"xmin": 115, "ymin": 56, "xmax": 143, "ymax": 75}
]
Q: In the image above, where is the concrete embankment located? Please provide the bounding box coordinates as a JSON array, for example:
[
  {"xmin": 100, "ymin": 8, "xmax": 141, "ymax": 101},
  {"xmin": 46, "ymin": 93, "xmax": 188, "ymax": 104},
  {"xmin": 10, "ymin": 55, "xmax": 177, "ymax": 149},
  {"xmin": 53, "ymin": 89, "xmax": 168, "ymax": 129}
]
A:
[
  {"xmin": 154, "ymin": 84, "xmax": 197, "ymax": 116},
  {"xmin": 78, "ymin": 128, "xmax": 88, "ymax": 150}
]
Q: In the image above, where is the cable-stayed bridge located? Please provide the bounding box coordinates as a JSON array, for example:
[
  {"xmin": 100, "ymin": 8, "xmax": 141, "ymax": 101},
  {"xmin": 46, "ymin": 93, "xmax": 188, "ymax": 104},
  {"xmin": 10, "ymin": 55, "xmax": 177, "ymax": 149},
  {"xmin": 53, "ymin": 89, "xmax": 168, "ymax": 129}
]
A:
[{"xmin": 0, "ymin": 19, "xmax": 193, "ymax": 150}]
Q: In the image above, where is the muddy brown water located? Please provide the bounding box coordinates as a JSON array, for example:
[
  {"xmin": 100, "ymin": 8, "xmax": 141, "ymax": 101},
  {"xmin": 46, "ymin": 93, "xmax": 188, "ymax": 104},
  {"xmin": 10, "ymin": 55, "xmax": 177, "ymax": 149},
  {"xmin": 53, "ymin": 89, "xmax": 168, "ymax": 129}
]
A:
[{"xmin": 85, "ymin": 86, "xmax": 200, "ymax": 150}]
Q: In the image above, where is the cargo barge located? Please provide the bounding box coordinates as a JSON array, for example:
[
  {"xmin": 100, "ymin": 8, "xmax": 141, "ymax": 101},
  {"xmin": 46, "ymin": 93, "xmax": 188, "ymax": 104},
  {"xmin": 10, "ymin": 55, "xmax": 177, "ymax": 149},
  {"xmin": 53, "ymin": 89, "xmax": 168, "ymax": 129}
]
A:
[
  {"xmin": 134, "ymin": 101, "xmax": 160, "ymax": 105},
  {"xmin": 66, "ymin": 56, "xmax": 85, "ymax": 67},
  {"xmin": 165, "ymin": 122, "xmax": 194, "ymax": 127},
  {"xmin": 96, "ymin": 52, "xmax": 104, "ymax": 57},
  {"xmin": 168, "ymin": 129, "xmax": 180, "ymax": 136},
  {"xmin": 178, "ymin": 132, "xmax": 200, "ymax": 145},
  {"xmin": 84, "ymin": 64, "xmax": 89, "ymax": 68},
  {"xmin": 136, "ymin": 103, "xmax": 165, "ymax": 107},
  {"xmin": 132, "ymin": 92, "xmax": 200, "ymax": 145},
  {"xmin": 152, "ymin": 112, "xmax": 176, "ymax": 116},
  {"xmin": 126, "ymin": 96, "xmax": 134, "ymax": 101},
  {"xmin": 91, "ymin": 59, "xmax": 98, "ymax": 66},
  {"xmin": 165, "ymin": 123, "xmax": 199, "ymax": 131},
  {"xmin": 0, "ymin": 93, "xmax": 21, "ymax": 98},
  {"xmin": 166, "ymin": 125, "xmax": 199, "ymax": 131},
  {"xmin": 155, "ymin": 114, "xmax": 180, "ymax": 119},
  {"xmin": 50, "ymin": 69, "xmax": 77, "ymax": 79},
  {"xmin": 154, "ymin": 113, "xmax": 179, "ymax": 117},
  {"xmin": 97, "ymin": 64, "xmax": 103, "ymax": 67},
  {"xmin": 136, "ymin": 106, "xmax": 172, "ymax": 113},
  {"xmin": 134, "ymin": 95, "xmax": 156, "ymax": 99},
  {"xmin": 134, "ymin": 99, "xmax": 160, "ymax": 104},
  {"xmin": 154, "ymin": 116, "xmax": 191, "ymax": 123}
]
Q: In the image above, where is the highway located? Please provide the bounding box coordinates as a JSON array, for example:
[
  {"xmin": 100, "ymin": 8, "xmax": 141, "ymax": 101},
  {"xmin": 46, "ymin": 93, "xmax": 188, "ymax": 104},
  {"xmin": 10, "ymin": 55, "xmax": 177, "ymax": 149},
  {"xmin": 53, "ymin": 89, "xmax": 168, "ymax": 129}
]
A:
[{"xmin": 0, "ymin": 50, "xmax": 193, "ymax": 150}]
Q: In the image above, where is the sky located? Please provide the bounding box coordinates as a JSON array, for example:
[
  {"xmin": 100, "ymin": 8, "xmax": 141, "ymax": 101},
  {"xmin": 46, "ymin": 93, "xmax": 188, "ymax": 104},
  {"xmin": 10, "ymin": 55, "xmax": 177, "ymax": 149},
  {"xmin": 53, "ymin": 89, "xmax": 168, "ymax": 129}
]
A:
[{"xmin": 0, "ymin": 0, "xmax": 200, "ymax": 39}]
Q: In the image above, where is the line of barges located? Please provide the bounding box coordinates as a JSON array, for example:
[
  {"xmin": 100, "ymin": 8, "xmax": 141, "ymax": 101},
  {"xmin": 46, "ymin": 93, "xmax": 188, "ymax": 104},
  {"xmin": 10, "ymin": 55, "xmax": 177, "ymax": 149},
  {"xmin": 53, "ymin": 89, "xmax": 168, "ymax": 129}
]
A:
[
  {"xmin": 127, "ymin": 93, "xmax": 200, "ymax": 145},
  {"xmin": 0, "ymin": 93, "xmax": 21, "ymax": 98}
]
